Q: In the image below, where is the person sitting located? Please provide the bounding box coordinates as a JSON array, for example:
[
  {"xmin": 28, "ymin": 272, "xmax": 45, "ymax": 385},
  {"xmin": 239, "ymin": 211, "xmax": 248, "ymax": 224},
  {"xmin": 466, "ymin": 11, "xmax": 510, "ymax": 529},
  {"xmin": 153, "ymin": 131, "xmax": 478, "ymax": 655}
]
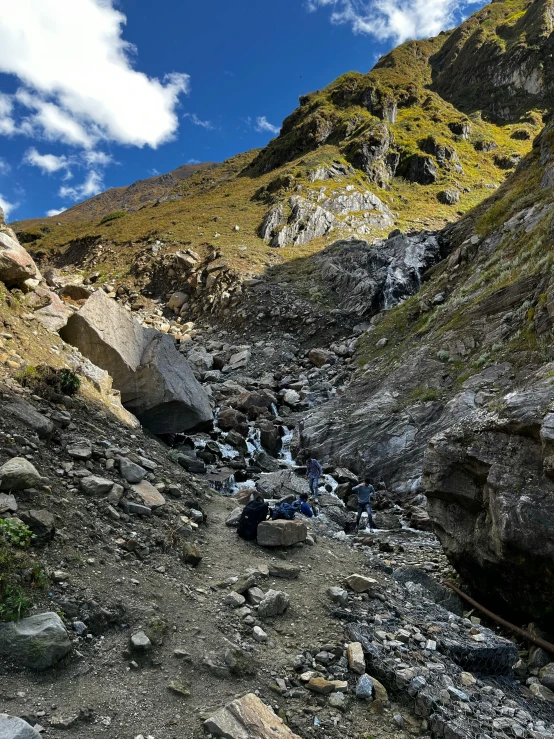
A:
[{"xmin": 295, "ymin": 492, "xmax": 314, "ymax": 518}]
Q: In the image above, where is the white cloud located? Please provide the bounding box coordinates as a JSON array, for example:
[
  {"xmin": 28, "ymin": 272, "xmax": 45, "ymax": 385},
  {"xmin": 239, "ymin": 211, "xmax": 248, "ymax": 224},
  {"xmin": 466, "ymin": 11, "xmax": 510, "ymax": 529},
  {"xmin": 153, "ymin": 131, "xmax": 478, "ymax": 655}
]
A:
[
  {"xmin": 24, "ymin": 147, "xmax": 71, "ymax": 174},
  {"xmin": 306, "ymin": 0, "xmax": 484, "ymax": 43},
  {"xmin": 85, "ymin": 151, "xmax": 113, "ymax": 166},
  {"xmin": 0, "ymin": 158, "xmax": 10, "ymax": 175},
  {"xmin": 0, "ymin": 0, "xmax": 190, "ymax": 149},
  {"xmin": 0, "ymin": 195, "xmax": 18, "ymax": 220},
  {"xmin": 184, "ymin": 113, "xmax": 214, "ymax": 130},
  {"xmin": 255, "ymin": 116, "xmax": 280, "ymax": 135},
  {"xmin": 59, "ymin": 170, "xmax": 104, "ymax": 201},
  {"xmin": 46, "ymin": 207, "xmax": 65, "ymax": 217},
  {"xmin": 187, "ymin": 158, "xmax": 201, "ymax": 164}
]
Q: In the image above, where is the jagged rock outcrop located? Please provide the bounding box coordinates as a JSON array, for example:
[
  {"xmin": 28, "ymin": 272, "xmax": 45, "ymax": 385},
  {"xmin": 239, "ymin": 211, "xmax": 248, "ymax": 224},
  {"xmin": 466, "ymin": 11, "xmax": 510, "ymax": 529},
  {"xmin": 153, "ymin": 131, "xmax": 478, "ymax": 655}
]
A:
[
  {"xmin": 261, "ymin": 190, "xmax": 393, "ymax": 248},
  {"xmin": 315, "ymin": 231, "xmax": 443, "ymax": 316},
  {"xmin": 60, "ymin": 289, "xmax": 212, "ymax": 433},
  {"xmin": 423, "ymin": 383, "xmax": 554, "ymax": 623}
]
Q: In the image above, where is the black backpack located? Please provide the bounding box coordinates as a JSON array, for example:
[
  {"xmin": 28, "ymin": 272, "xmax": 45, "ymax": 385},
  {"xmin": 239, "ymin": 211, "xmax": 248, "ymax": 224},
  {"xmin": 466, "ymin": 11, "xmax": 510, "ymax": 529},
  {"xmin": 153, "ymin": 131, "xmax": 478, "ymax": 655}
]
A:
[{"xmin": 237, "ymin": 499, "xmax": 269, "ymax": 541}]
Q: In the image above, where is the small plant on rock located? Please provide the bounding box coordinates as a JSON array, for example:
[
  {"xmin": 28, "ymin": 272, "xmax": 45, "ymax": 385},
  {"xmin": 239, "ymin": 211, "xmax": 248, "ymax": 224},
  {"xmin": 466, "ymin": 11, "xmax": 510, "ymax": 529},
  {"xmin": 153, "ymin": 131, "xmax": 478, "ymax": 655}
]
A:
[{"xmin": 17, "ymin": 365, "xmax": 81, "ymax": 400}]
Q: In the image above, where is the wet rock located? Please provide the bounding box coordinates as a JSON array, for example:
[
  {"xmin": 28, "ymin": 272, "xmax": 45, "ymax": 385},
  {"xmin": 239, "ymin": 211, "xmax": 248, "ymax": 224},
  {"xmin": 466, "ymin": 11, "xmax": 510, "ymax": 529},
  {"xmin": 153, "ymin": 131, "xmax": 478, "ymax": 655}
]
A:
[
  {"xmin": 258, "ymin": 590, "xmax": 290, "ymax": 618},
  {"xmin": 257, "ymin": 520, "xmax": 307, "ymax": 547},
  {"xmin": 0, "ymin": 458, "xmax": 41, "ymax": 491},
  {"xmin": 204, "ymin": 693, "xmax": 301, "ymax": 739},
  {"xmin": 60, "ymin": 289, "xmax": 212, "ymax": 434},
  {"xmin": 0, "ymin": 714, "xmax": 41, "ymax": 738},
  {"xmin": 0, "ymin": 612, "xmax": 71, "ymax": 670}
]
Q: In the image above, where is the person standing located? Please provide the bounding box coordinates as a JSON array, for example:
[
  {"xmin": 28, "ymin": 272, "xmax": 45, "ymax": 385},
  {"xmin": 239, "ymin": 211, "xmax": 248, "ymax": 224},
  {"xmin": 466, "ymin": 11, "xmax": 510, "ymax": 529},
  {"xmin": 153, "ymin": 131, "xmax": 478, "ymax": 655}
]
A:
[
  {"xmin": 306, "ymin": 457, "xmax": 323, "ymax": 497},
  {"xmin": 353, "ymin": 477, "xmax": 376, "ymax": 532}
]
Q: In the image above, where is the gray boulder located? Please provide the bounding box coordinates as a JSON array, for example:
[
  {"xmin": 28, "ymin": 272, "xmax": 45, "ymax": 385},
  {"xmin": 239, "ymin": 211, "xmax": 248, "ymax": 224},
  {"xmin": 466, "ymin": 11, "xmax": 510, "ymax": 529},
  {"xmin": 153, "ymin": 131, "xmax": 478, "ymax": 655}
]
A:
[
  {"xmin": 257, "ymin": 520, "xmax": 307, "ymax": 547},
  {"xmin": 60, "ymin": 290, "xmax": 212, "ymax": 433},
  {"xmin": 119, "ymin": 457, "xmax": 146, "ymax": 484},
  {"xmin": 0, "ymin": 612, "xmax": 71, "ymax": 670},
  {"xmin": 80, "ymin": 476, "xmax": 114, "ymax": 495},
  {"xmin": 0, "ymin": 715, "xmax": 41, "ymax": 738},
  {"xmin": 0, "ymin": 458, "xmax": 41, "ymax": 491}
]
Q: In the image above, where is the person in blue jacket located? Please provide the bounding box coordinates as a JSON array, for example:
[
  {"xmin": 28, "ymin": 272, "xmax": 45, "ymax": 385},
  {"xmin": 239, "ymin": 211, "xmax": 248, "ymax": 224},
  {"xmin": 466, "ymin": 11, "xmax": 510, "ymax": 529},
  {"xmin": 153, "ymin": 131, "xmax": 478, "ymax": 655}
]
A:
[
  {"xmin": 306, "ymin": 457, "xmax": 323, "ymax": 497},
  {"xmin": 295, "ymin": 492, "xmax": 314, "ymax": 518}
]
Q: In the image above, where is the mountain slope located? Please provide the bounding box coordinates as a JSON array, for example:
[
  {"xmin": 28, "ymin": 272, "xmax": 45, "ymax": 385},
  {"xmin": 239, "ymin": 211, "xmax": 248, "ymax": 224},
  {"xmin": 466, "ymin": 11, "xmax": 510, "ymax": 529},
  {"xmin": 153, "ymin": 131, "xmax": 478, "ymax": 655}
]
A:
[{"xmin": 12, "ymin": 0, "xmax": 550, "ymax": 288}]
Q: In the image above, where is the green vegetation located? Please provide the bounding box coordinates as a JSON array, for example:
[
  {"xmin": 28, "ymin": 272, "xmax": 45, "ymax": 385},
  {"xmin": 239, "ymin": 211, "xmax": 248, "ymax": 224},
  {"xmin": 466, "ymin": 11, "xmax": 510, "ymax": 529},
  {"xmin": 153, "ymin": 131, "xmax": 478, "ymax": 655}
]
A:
[
  {"xmin": 17, "ymin": 365, "xmax": 81, "ymax": 400},
  {"xmin": 409, "ymin": 387, "xmax": 441, "ymax": 403},
  {"xmin": 100, "ymin": 210, "xmax": 127, "ymax": 225},
  {"xmin": 0, "ymin": 520, "xmax": 48, "ymax": 621}
]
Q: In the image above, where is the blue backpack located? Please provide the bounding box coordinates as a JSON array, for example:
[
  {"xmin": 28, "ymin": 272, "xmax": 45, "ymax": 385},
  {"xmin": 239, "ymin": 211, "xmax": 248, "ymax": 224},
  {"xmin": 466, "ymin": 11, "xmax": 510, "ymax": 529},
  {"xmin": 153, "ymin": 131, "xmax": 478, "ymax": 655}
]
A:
[{"xmin": 271, "ymin": 502, "xmax": 297, "ymax": 521}]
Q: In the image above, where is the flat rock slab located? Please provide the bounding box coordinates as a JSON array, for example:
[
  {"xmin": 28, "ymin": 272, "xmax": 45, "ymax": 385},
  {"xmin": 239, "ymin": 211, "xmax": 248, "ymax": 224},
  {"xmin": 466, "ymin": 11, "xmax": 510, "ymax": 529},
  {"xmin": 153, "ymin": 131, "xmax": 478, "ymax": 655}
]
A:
[
  {"xmin": 257, "ymin": 520, "xmax": 307, "ymax": 547},
  {"xmin": 0, "ymin": 714, "xmax": 41, "ymax": 738},
  {"xmin": 347, "ymin": 642, "xmax": 366, "ymax": 674},
  {"xmin": 0, "ymin": 612, "xmax": 71, "ymax": 670},
  {"xmin": 204, "ymin": 692, "xmax": 302, "ymax": 739},
  {"xmin": 268, "ymin": 563, "xmax": 301, "ymax": 579},
  {"xmin": 131, "ymin": 480, "xmax": 165, "ymax": 509}
]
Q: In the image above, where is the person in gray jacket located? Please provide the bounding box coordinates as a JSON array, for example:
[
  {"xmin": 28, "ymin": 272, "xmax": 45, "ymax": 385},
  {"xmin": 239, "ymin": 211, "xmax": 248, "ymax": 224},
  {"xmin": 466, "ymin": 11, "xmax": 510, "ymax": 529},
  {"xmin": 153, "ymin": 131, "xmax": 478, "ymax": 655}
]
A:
[{"xmin": 353, "ymin": 477, "xmax": 376, "ymax": 532}]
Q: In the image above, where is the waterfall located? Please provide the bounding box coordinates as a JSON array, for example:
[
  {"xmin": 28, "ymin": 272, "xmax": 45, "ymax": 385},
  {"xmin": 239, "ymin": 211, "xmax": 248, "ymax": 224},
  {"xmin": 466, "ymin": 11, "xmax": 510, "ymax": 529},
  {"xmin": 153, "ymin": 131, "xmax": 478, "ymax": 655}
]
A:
[
  {"xmin": 246, "ymin": 427, "xmax": 262, "ymax": 455},
  {"xmin": 279, "ymin": 427, "xmax": 295, "ymax": 466}
]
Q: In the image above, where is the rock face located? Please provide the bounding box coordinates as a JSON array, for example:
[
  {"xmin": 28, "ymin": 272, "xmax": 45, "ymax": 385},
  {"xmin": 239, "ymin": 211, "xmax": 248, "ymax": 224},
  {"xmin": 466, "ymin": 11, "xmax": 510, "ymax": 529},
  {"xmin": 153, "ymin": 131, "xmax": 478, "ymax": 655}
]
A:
[
  {"xmin": 257, "ymin": 520, "xmax": 307, "ymax": 547},
  {"xmin": 423, "ymin": 402, "xmax": 554, "ymax": 623},
  {"xmin": 0, "ymin": 612, "xmax": 71, "ymax": 670},
  {"xmin": 315, "ymin": 231, "xmax": 444, "ymax": 316},
  {"xmin": 0, "ymin": 715, "xmax": 41, "ymax": 739},
  {"xmin": 204, "ymin": 693, "xmax": 302, "ymax": 738},
  {"xmin": 261, "ymin": 190, "xmax": 394, "ymax": 248},
  {"xmin": 60, "ymin": 290, "xmax": 212, "ymax": 433}
]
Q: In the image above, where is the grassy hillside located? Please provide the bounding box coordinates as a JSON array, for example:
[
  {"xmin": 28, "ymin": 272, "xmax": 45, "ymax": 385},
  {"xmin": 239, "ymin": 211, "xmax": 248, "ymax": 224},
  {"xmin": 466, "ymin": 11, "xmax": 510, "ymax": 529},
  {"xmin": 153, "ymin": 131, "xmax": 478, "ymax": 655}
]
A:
[{"xmin": 12, "ymin": 0, "xmax": 550, "ymax": 288}]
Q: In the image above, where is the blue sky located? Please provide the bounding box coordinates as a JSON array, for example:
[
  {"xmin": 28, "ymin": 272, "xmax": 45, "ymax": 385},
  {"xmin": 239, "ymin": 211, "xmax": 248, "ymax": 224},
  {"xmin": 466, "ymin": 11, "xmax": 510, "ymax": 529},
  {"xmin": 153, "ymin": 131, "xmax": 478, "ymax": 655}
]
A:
[{"xmin": 0, "ymin": 0, "xmax": 488, "ymax": 222}]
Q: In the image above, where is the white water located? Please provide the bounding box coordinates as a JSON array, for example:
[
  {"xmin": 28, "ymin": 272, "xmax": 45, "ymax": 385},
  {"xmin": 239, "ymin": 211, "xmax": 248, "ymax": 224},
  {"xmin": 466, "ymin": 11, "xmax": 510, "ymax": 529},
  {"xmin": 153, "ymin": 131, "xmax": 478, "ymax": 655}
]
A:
[
  {"xmin": 279, "ymin": 427, "xmax": 295, "ymax": 466},
  {"xmin": 246, "ymin": 427, "xmax": 263, "ymax": 456}
]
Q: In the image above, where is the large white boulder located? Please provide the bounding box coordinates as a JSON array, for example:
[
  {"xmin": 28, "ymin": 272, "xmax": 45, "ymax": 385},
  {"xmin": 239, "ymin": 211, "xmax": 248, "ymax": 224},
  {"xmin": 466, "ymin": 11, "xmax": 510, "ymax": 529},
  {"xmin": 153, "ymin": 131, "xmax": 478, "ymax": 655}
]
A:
[
  {"xmin": 60, "ymin": 290, "xmax": 212, "ymax": 433},
  {"xmin": 0, "ymin": 231, "xmax": 42, "ymax": 289}
]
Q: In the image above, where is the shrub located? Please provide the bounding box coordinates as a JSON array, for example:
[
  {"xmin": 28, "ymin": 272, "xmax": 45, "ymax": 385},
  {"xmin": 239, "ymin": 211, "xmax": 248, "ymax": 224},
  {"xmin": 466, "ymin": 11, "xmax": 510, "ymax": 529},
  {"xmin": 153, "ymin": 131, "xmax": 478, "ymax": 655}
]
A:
[
  {"xmin": 17, "ymin": 365, "xmax": 81, "ymax": 400},
  {"xmin": 437, "ymin": 349, "xmax": 450, "ymax": 361},
  {"xmin": 0, "ymin": 520, "xmax": 48, "ymax": 621},
  {"xmin": 100, "ymin": 211, "xmax": 127, "ymax": 225}
]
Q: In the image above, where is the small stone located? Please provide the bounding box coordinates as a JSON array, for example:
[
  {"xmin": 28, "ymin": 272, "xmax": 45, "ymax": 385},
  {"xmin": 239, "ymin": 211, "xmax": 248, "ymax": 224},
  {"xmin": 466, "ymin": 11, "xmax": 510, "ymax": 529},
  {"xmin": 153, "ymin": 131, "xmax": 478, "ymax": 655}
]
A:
[
  {"xmin": 327, "ymin": 586, "xmax": 349, "ymax": 606},
  {"xmin": 460, "ymin": 671, "xmax": 476, "ymax": 687},
  {"xmin": 347, "ymin": 642, "xmax": 365, "ymax": 675},
  {"xmin": 268, "ymin": 563, "xmax": 300, "ymax": 579},
  {"xmin": 130, "ymin": 631, "xmax": 151, "ymax": 652},
  {"xmin": 225, "ymin": 591, "xmax": 246, "ymax": 608},
  {"xmin": 356, "ymin": 674, "xmax": 374, "ymax": 700},
  {"xmin": 119, "ymin": 457, "xmax": 147, "ymax": 484},
  {"xmin": 80, "ymin": 475, "xmax": 114, "ymax": 495},
  {"xmin": 253, "ymin": 626, "xmax": 268, "ymax": 643},
  {"xmin": 328, "ymin": 692, "xmax": 347, "ymax": 711},
  {"xmin": 246, "ymin": 587, "xmax": 265, "ymax": 606},
  {"xmin": 167, "ymin": 680, "xmax": 190, "ymax": 698},
  {"xmin": 307, "ymin": 677, "xmax": 335, "ymax": 695},
  {"xmin": 258, "ymin": 590, "xmax": 290, "ymax": 619}
]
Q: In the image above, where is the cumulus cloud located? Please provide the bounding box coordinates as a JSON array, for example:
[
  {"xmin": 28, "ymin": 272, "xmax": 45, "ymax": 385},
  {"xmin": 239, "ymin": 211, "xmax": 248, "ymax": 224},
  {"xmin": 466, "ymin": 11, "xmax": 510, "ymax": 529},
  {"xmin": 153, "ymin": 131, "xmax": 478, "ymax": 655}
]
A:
[
  {"xmin": 24, "ymin": 147, "xmax": 71, "ymax": 174},
  {"xmin": 0, "ymin": 158, "xmax": 10, "ymax": 175},
  {"xmin": 59, "ymin": 170, "xmax": 104, "ymax": 201},
  {"xmin": 46, "ymin": 208, "xmax": 65, "ymax": 217},
  {"xmin": 184, "ymin": 113, "xmax": 214, "ymax": 130},
  {"xmin": 0, "ymin": 0, "xmax": 190, "ymax": 149},
  {"xmin": 306, "ymin": 0, "xmax": 484, "ymax": 43},
  {"xmin": 187, "ymin": 158, "xmax": 201, "ymax": 164},
  {"xmin": 0, "ymin": 195, "xmax": 18, "ymax": 219},
  {"xmin": 255, "ymin": 116, "xmax": 280, "ymax": 135}
]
